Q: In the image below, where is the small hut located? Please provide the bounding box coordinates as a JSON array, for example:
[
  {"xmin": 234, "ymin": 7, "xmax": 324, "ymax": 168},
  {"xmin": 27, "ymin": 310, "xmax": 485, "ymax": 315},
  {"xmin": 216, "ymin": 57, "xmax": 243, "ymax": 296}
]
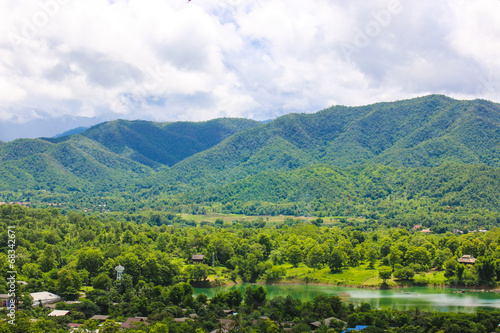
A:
[
  {"xmin": 458, "ymin": 255, "xmax": 476, "ymax": 265},
  {"xmin": 189, "ymin": 254, "xmax": 205, "ymax": 264},
  {"xmin": 121, "ymin": 317, "xmax": 150, "ymax": 329}
]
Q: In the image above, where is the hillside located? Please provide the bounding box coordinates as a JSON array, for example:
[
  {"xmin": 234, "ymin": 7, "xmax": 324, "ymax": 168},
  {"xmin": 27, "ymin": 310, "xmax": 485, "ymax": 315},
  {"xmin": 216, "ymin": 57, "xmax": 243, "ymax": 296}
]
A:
[
  {"xmin": 179, "ymin": 164, "xmax": 500, "ymax": 216},
  {"xmin": 1, "ymin": 95, "xmax": 499, "ymax": 215},
  {"xmin": 0, "ymin": 118, "xmax": 261, "ymax": 192},
  {"xmin": 78, "ymin": 118, "xmax": 261, "ymax": 168},
  {"xmin": 158, "ymin": 95, "xmax": 500, "ymax": 187},
  {"xmin": 0, "ymin": 136, "xmax": 152, "ymax": 192}
]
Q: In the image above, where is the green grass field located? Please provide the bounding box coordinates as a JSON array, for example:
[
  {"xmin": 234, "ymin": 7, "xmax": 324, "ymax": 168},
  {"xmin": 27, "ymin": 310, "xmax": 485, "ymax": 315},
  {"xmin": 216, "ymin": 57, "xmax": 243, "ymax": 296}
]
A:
[
  {"xmin": 282, "ymin": 263, "xmax": 448, "ymax": 287},
  {"xmin": 199, "ymin": 261, "xmax": 448, "ymax": 288},
  {"xmin": 180, "ymin": 213, "xmax": 367, "ymax": 226}
]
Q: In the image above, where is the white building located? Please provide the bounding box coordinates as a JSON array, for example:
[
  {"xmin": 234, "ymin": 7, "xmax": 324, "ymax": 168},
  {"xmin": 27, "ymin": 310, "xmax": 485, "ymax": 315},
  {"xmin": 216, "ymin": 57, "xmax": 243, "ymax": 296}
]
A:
[{"xmin": 31, "ymin": 292, "xmax": 62, "ymax": 306}]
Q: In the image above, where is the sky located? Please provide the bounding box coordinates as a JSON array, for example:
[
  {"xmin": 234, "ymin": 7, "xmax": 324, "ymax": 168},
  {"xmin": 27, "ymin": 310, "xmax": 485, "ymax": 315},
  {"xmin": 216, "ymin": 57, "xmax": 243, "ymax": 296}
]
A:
[{"xmin": 0, "ymin": 0, "xmax": 499, "ymax": 140}]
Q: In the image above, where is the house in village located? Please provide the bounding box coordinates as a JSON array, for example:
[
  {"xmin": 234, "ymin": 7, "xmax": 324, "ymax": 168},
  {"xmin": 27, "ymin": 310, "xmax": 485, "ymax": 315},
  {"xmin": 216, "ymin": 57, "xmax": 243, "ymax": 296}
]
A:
[
  {"xmin": 189, "ymin": 254, "xmax": 205, "ymax": 264},
  {"xmin": 48, "ymin": 310, "xmax": 70, "ymax": 317},
  {"xmin": 310, "ymin": 317, "xmax": 346, "ymax": 330},
  {"xmin": 31, "ymin": 292, "xmax": 62, "ymax": 307},
  {"xmin": 121, "ymin": 317, "xmax": 150, "ymax": 329},
  {"xmin": 458, "ymin": 255, "xmax": 476, "ymax": 265}
]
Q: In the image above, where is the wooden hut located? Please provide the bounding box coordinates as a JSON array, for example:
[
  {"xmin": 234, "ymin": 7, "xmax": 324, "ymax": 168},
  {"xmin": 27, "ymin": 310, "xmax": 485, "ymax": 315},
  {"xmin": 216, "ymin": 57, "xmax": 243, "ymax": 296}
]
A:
[
  {"xmin": 458, "ymin": 255, "xmax": 476, "ymax": 265},
  {"xmin": 189, "ymin": 254, "xmax": 205, "ymax": 264}
]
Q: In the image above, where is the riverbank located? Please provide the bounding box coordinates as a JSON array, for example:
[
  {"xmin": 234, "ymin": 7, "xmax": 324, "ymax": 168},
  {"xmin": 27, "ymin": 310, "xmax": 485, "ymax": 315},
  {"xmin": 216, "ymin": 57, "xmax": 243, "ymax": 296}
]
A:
[{"xmin": 204, "ymin": 263, "xmax": 498, "ymax": 291}]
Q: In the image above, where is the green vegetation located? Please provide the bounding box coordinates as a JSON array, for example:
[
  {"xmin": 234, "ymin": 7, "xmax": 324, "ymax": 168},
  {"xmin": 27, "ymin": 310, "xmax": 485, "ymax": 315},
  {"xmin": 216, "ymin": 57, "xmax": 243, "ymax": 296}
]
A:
[
  {"xmin": 1, "ymin": 95, "xmax": 500, "ymax": 219},
  {"xmin": 1, "ymin": 205, "xmax": 500, "ymax": 296},
  {"xmin": 1, "ymin": 206, "xmax": 500, "ymax": 331},
  {"xmin": 3, "ymin": 291, "xmax": 500, "ymax": 332},
  {"xmin": 1, "ymin": 95, "xmax": 500, "ymax": 331}
]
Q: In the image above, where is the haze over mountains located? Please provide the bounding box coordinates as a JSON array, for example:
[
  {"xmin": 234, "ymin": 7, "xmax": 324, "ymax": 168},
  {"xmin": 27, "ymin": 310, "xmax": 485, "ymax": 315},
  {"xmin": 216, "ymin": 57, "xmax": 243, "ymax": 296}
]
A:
[{"xmin": 0, "ymin": 94, "xmax": 499, "ymax": 217}]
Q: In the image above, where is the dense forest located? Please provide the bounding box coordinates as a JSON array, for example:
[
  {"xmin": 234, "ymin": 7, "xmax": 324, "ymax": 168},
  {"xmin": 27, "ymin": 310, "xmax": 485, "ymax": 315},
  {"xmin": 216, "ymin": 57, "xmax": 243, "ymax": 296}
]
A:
[
  {"xmin": 2, "ymin": 206, "xmax": 500, "ymax": 331},
  {"xmin": 1, "ymin": 95, "xmax": 500, "ymax": 219},
  {"xmin": 2, "ymin": 163, "xmax": 499, "ymax": 235}
]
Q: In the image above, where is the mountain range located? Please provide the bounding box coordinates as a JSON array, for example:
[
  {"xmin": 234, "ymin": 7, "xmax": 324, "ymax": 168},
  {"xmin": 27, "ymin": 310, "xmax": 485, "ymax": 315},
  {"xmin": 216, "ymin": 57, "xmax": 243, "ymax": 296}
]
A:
[{"xmin": 1, "ymin": 94, "xmax": 499, "ymax": 218}]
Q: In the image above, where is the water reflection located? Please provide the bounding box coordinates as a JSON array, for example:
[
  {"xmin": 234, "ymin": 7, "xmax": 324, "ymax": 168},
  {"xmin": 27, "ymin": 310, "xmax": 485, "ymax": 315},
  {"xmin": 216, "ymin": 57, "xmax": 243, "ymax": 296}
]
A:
[{"xmin": 194, "ymin": 284, "xmax": 500, "ymax": 313}]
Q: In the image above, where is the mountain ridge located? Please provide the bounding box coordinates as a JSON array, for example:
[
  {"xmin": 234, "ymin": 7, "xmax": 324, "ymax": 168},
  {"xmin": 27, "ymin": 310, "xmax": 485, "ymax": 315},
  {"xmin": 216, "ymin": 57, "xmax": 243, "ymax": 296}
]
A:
[
  {"xmin": 1, "ymin": 95, "xmax": 499, "ymax": 211},
  {"xmin": 158, "ymin": 95, "xmax": 500, "ymax": 188}
]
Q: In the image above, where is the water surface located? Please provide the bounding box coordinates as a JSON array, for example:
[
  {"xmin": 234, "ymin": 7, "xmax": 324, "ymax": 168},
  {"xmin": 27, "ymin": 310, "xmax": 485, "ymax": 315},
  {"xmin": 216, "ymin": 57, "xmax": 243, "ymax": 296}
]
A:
[{"xmin": 194, "ymin": 284, "xmax": 500, "ymax": 313}]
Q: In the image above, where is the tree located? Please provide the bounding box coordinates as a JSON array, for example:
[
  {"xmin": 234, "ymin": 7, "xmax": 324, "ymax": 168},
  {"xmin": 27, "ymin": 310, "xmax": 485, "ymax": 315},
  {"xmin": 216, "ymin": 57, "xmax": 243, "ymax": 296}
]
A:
[
  {"xmin": 57, "ymin": 268, "xmax": 82, "ymax": 300},
  {"xmin": 328, "ymin": 249, "xmax": 345, "ymax": 272},
  {"xmin": 389, "ymin": 249, "xmax": 404, "ymax": 268},
  {"xmin": 77, "ymin": 248, "xmax": 104, "ymax": 278},
  {"xmin": 74, "ymin": 299, "xmax": 100, "ymax": 318},
  {"xmin": 306, "ymin": 244, "xmax": 327, "ymax": 269},
  {"xmin": 38, "ymin": 245, "xmax": 58, "ymax": 272},
  {"xmin": 101, "ymin": 319, "xmax": 122, "ymax": 333},
  {"xmin": 186, "ymin": 264, "xmax": 209, "ymax": 282},
  {"xmin": 22, "ymin": 263, "xmax": 42, "ymax": 279},
  {"xmin": 244, "ymin": 286, "xmax": 267, "ymax": 308},
  {"xmin": 378, "ymin": 266, "xmax": 392, "ymax": 283},
  {"xmin": 226, "ymin": 289, "xmax": 243, "ymax": 308},
  {"xmin": 156, "ymin": 233, "xmax": 169, "ymax": 252},
  {"xmin": 366, "ymin": 247, "xmax": 379, "ymax": 269},
  {"xmin": 287, "ymin": 245, "xmax": 303, "ymax": 268},
  {"xmin": 168, "ymin": 282, "xmax": 193, "ymax": 306},
  {"xmin": 394, "ymin": 267, "xmax": 414, "ymax": 281},
  {"xmin": 476, "ymin": 257, "xmax": 496, "ymax": 284},
  {"xmin": 405, "ymin": 246, "xmax": 430, "ymax": 267},
  {"xmin": 121, "ymin": 230, "xmax": 135, "ymax": 244},
  {"xmin": 444, "ymin": 259, "xmax": 457, "ymax": 279},
  {"xmin": 150, "ymin": 323, "xmax": 169, "ymax": 333},
  {"xmin": 433, "ymin": 249, "xmax": 453, "ymax": 270},
  {"xmin": 93, "ymin": 273, "xmax": 112, "ymax": 290},
  {"xmin": 270, "ymin": 250, "xmax": 284, "ymax": 265},
  {"xmin": 19, "ymin": 293, "xmax": 33, "ymax": 309}
]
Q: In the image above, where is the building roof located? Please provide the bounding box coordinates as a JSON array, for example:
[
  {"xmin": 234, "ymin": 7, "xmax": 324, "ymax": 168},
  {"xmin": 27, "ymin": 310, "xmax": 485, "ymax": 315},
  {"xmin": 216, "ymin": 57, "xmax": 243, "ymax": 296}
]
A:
[
  {"xmin": 31, "ymin": 292, "xmax": 62, "ymax": 305},
  {"xmin": 458, "ymin": 255, "xmax": 476, "ymax": 264},
  {"xmin": 342, "ymin": 325, "xmax": 369, "ymax": 332},
  {"xmin": 191, "ymin": 254, "xmax": 205, "ymax": 260},
  {"xmin": 421, "ymin": 228, "xmax": 431, "ymax": 233},
  {"xmin": 311, "ymin": 317, "xmax": 347, "ymax": 328},
  {"xmin": 210, "ymin": 330, "xmax": 228, "ymax": 333},
  {"xmin": 121, "ymin": 317, "xmax": 150, "ymax": 329},
  {"xmin": 48, "ymin": 310, "xmax": 70, "ymax": 317},
  {"xmin": 174, "ymin": 317, "xmax": 190, "ymax": 322},
  {"xmin": 214, "ymin": 319, "xmax": 234, "ymax": 331},
  {"xmin": 90, "ymin": 315, "xmax": 109, "ymax": 321}
]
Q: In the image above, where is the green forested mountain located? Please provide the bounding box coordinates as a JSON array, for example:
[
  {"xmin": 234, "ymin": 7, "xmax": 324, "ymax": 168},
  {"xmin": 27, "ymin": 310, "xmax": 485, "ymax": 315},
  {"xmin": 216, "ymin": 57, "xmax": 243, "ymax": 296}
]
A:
[
  {"xmin": 53, "ymin": 126, "xmax": 88, "ymax": 138},
  {"xmin": 158, "ymin": 163, "xmax": 500, "ymax": 229},
  {"xmin": 0, "ymin": 95, "xmax": 500, "ymax": 219},
  {"xmin": 160, "ymin": 95, "xmax": 500, "ymax": 187},
  {"xmin": 0, "ymin": 118, "xmax": 261, "ymax": 192},
  {"xmin": 50, "ymin": 118, "xmax": 261, "ymax": 168},
  {"xmin": 0, "ymin": 136, "xmax": 152, "ymax": 192}
]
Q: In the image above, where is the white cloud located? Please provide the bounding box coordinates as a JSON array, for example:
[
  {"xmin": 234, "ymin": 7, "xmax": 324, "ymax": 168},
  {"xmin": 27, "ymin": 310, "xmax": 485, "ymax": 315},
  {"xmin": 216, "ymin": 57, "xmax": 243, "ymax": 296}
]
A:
[{"xmin": 0, "ymin": 0, "xmax": 499, "ymax": 130}]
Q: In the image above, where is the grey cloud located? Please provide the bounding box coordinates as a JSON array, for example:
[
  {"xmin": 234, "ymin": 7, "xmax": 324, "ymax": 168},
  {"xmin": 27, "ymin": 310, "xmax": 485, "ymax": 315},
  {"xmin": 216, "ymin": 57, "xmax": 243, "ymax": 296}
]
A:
[
  {"xmin": 44, "ymin": 62, "xmax": 73, "ymax": 81},
  {"xmin": 70, "ymin": 51, "xmax": 144, "ymax": 88}
]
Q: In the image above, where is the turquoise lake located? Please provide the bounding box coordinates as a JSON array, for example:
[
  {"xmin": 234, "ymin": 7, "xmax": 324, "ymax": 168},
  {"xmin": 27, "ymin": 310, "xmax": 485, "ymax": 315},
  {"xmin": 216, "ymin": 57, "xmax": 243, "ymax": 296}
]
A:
[{"xmin": 194, "ymin": 284, "xmax": 500, "ymax": 313}]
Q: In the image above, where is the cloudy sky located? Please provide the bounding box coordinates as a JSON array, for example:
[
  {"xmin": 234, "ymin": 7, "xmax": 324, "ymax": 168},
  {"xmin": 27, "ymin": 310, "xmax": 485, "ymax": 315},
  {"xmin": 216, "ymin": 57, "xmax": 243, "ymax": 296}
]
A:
[{"xmin": 0, "ymin": 0, "xmax": 499, "ymax": 140}]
